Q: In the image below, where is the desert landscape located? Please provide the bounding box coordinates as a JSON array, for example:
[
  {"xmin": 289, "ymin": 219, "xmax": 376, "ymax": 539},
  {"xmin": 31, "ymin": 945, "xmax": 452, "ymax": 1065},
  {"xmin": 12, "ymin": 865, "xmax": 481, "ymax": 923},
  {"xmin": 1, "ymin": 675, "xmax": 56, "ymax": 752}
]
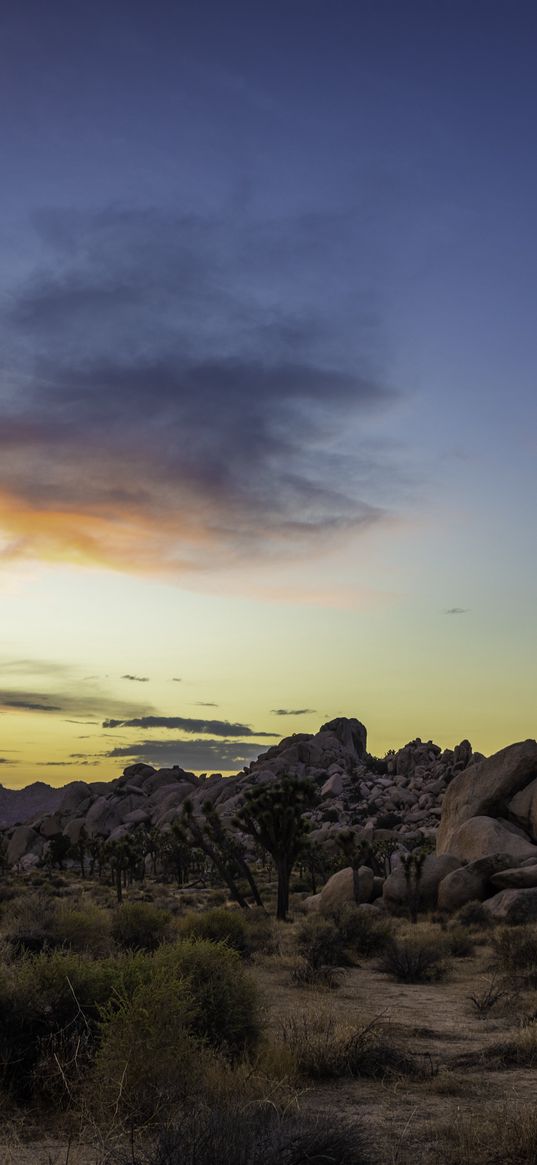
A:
[
  {"xmin": 2, "ymin": 2, "xmax": 537, "ymax": 1162},
  {"xmin": 2, "ymin": 718, "xmax": 537, "ymax": 1163}
]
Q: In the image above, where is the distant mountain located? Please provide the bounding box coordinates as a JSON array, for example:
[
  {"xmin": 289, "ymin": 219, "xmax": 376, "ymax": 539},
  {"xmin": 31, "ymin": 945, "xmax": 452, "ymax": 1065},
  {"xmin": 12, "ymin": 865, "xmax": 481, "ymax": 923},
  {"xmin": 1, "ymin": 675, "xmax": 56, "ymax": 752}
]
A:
[{"xmin": 0, "ymin": 781, "xmax": 65, "ymax": 827}]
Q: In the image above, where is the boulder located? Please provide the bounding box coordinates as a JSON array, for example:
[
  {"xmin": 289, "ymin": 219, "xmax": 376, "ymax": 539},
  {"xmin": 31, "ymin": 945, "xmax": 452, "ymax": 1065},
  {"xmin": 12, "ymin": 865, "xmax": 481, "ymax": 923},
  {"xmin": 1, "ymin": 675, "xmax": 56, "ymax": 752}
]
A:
[
  {"xmin": 437, "ymin": 740, "xmax": 537, "ymax": 853},
  {"xmin": 85, "ymin": 796, "xmax": 122, "ymax": 837},
  {"xmin": 122, "ymin": 763, "xmax": 156, "ymax": 782},
  {"xmin": 437, "ymin": 853, "xmax": 517, "ymax": 912},
  {"xmin": 7, "ymin": 826, "xmax": 42, "ymax": 865},
  {"xmin": 443, "ymin": 816, "xmax": 537, "ymax": 864},
  {"xmin": 508, "ymin": 778, "xmax": 537, "ymax": 839},
  {"xmin": 383, "ymin": 853, "xmax": 461, "ymax": 913},
  {"xmin": 38, "ymin": 814, "xmax": 64, "ymax": 839},
  {"xmin": 319, "ymin": 717, "xmax": 367, "ymax": 758},
  {"xmin": 63, "ymin": 817, "xmax": 87, "ymax": 845},
  {"xmin": 57, "ymin": 781, "xmax": 93, "ymax": 814},
  {"xmin": 318, "ymin": 866, "xmax": 374, "ymax": 914},
  {"xmin": 490, "ymin": 865, "xmax": 537, "ymax": 890},
  {"xmin": 484, "ymin": 888, "xmax": 537, "ymax": 924},
  {"xmin": 321, "ymin": 772, "xmax": 344, "ymax": 798},
  {"xmin": 303, "ymin": 893, "xmax": 322, "ymax": 913}
]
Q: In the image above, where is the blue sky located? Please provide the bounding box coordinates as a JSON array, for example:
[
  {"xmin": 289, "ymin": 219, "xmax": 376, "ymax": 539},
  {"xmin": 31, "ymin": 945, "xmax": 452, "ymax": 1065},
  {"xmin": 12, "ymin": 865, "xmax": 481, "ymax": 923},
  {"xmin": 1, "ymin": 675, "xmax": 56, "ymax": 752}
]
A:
[{"xmin": 1, "ymin": 0, "xmax": 536, "ymax": 783}]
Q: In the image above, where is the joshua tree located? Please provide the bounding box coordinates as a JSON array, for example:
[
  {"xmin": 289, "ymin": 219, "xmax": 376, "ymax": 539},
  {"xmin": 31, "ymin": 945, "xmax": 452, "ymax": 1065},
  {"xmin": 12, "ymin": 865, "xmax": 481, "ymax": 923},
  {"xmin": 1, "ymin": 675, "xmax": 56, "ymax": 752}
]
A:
[
  {"xmin": 336, "ymin": 829, "xmax": 372, "ymax": 902},
  {"xmin": 47, "ymin": 833, "xmax": 72, "ymax": 871},
  {"xmin": 202, "ymin": 801, "xmax": 264, "ymax": 908},
  {"xmin": 235, "ymin": 776, "xmax": 318, "ymax": 920},
  {"xmin": 400, "ymin": 850, "xmax": 426, "ymax": 923}
]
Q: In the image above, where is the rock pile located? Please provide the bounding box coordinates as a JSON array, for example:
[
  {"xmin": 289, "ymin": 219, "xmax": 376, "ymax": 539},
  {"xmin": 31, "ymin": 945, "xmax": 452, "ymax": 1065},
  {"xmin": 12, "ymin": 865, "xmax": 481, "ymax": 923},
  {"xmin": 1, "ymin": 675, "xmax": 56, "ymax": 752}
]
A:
[{"xmin": 3, "ymin": 716, "xmax": 479, "ymax": 872}]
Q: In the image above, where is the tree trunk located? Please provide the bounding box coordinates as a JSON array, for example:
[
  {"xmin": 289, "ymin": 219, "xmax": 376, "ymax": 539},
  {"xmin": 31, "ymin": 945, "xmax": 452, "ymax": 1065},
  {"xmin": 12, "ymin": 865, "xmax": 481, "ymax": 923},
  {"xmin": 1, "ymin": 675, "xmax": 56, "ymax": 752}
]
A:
[{"xmin": 276, "ymin": 859, "xmax": 290, "ymax": 921}]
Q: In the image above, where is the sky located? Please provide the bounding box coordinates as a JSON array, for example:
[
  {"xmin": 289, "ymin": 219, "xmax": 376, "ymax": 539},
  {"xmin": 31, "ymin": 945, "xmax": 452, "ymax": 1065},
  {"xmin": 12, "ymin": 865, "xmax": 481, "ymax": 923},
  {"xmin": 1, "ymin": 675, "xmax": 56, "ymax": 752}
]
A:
[{"xmin": 1, "ymin": 0, "xmax": 537, "ymax": 787}]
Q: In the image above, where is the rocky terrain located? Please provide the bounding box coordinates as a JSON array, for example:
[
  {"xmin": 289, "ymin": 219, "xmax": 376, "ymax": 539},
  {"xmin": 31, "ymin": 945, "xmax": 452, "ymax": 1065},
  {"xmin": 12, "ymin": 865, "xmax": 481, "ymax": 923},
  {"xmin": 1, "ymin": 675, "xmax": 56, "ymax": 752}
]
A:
[
  {"xmin": 6, "ymin": 716, "xmax": 537, "ymax": 924},
  {"xmin": 0, "ymin": 781, "xmax": 64, "ymax": 828},
  {"xmin": 2, "ymin": 716, "xmax": 479, "ymax": 863}
]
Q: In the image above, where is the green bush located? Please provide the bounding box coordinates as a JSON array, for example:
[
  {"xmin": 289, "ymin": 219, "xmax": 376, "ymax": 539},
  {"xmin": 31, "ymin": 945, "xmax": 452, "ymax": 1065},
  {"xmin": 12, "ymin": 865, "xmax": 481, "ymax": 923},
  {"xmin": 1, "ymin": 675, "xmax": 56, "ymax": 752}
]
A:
[
  {"xmin": 52, "ymin": 901, "xmax": 112, "ymax": 956},
  {"xmin": 5, "ymin": 893, "xmax": 61, "ymax": 955},
  {"xmin": 379, "ymin": 936, "xmax": 449, "ymax": 983},
  {"xmin": 93, "ymin": 973, "xmax": 207, "ymax": 1124},
  {"xmin": 112, "ymin": 901, "xmax": 171, "ymax": 951},
  {"xmin": 154, "ymin": 939, "xmax": 260, "ymax": 1057},
  {"xmin": 0, "ymin": 949, "xmax": 147, "ymax": 1101},
  {"xmin": 177, "ymin": 906, "xmax": 251, "ymax": 957}
]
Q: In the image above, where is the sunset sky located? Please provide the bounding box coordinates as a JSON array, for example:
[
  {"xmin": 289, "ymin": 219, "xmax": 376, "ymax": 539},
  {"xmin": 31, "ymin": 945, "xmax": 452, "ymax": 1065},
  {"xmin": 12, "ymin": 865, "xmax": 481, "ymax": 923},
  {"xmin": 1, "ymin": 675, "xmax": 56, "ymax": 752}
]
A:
[{"xmin": 1, "ymin": 0, "xmax": 537, "ymax": 787}]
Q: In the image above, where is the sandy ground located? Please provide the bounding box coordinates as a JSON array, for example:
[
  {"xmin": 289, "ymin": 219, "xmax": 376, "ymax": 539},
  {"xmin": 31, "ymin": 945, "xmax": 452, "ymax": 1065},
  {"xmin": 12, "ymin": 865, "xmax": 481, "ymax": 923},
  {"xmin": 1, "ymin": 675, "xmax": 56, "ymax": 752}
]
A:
[
  {"xmin": 254, "ymin": 942, "xmax": 537, "ymax": 1164},
  {"xmin": 2, "ymin": 935, "xmax": 536, "ymax": 1164}
]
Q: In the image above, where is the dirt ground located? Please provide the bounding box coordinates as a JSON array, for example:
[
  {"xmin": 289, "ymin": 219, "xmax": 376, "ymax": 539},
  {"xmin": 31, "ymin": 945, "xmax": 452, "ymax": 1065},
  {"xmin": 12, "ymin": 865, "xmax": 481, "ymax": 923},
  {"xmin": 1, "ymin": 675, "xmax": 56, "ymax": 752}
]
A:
[
  {"xmin": 254, "ymin": 938, "xmax": 537, "ymax": 1164},
  {"xmin": 2, "ymin": 925, "xmax": 536, "ymax": 1164}
]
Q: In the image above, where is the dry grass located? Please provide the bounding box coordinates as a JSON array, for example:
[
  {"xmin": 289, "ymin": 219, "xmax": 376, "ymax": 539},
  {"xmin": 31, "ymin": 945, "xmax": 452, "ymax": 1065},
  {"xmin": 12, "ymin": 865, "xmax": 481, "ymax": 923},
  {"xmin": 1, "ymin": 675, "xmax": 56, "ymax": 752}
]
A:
[
  {"xmin": 424, "ymin": 1103, "xmax": 537, "ymax": 1164},
  {"xmin": 280, "ymin": 1011, "xmax": 425, "ymax": 1081}
]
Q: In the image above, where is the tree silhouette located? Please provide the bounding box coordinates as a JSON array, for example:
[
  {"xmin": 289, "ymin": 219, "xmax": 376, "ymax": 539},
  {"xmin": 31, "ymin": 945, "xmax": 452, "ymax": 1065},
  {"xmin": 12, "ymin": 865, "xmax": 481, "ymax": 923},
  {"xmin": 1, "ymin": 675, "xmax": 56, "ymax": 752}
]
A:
[{"xmin": 236, "ymin": 776, "xmax": 318, "ymax": 920}]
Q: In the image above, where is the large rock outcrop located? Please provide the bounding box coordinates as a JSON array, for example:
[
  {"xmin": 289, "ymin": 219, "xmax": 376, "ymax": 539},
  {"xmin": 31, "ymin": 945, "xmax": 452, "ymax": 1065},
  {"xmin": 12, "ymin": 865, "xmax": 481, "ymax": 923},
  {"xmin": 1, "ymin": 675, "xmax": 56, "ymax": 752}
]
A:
[
  {"xmin": 383, "ymin": 853, "xmax": 462, "ymax": 913},
  {"xmin": 437, "ymin": 740, "xmax": 537, "ymax": 854}
]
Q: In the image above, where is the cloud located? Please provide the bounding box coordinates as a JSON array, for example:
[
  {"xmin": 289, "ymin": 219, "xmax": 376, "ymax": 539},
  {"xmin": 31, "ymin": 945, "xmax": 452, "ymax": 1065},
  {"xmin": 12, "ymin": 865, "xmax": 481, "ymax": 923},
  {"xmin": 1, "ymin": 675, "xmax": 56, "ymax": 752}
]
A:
[
  {"xmin": 0, "ymin": 687, "xmax": 152, "ymax": 719},
  {"xmin": 0, "ymin": 658, "xmax": 74, "ymax": 677},
  {"xmin": 104, "ymin": 738, "xmax": 264, "ymax": 771},
  {"xmin": 0, "ymin": 207, "xmax": 400, "ymax": 578},
  {"xmin": 121, "ymin": 675, "xmax": 150, "ymax": 682},
  {"xmin": 102, "ymin": 714, "xmax": 276, "ymax": 737},
  {"xmin": 0, "ymin": 695, "xmax": 62, "ymax": 712},
  {"xmin": 194, "ymin": 701, "xmax": 218, "ymax": 707},
  {"xmin": 444, "ymin": 608, "xmax": 469, "ymax": 615},
  {"xmin": 271, "ymin": 708, "xmax": 316, "ymax": 716},
  {"xmin": 0, "ymin": 757, "xmax": 18, "ymax": 764}
]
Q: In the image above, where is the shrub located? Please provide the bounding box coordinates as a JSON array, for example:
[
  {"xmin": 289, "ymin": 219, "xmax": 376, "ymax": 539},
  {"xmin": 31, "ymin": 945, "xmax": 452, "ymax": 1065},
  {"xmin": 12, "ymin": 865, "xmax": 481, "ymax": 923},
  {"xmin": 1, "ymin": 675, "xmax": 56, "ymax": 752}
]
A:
[
  {"xmin": 5, "ymin": 893, "xmax": 61, "ymax": 955},
  {"xmin": 154, "ymin": 939, "xmax": 260, "ymax": 1057},
  {"xmin": 486, "ymin": 1021, "xmax": 537, "ymax": 1068},
  {"xmin": 0, "ymin": 949, "xmax": 147, "ymax": 1101},
  {"xmin": 281, "ymin": 1012, "xmax": 422, "ymax": 1081},
  {"xmin": 444, "ymin": 925, "xmax": 475, "ymax": 958},
  {"xmin": 296, "ymin": 914, "xmax": 348, "ymax": 968},
  {"xmin": 468, "ymin": 975, "xmax": 510, "ymax": 1018},
  {"xmin": 290, "ymin": 959, "xmax": 341, "ymax": 990},
  {"xmin": 112, "ymin": 901, "xmax": 171, "ymax": 951},
  {"xmin": 456, "ymin": 899, "xmax": 493, "ymax": 929},
  {"xmin": 93, "ymin": 974, "xmax": 207, "ymax": 1124},
  {"xmin": 52, "ymin": 901, "xmax": 112, "ymax": 956},
  {"xmin": 429, "ymin": 1104, "xmax": 537, "ymax": 1164},
  {"xmin": 122, "ymin": 1105, "xmax": 371, "ymax": 1165},
  {"xmin": 177, "ymin": 907, "xmax": 251, "ymax": 957},
  {"xmin": 493, "ymin": 925, "xmax": 537, "ymax": 986},
  {"xmin": 332, "ymin": 905, "xmax": 392, "ymax": 957},
  {"xmin": 379, "ymin": 936, "xmax": 449, "ymax": 983}
]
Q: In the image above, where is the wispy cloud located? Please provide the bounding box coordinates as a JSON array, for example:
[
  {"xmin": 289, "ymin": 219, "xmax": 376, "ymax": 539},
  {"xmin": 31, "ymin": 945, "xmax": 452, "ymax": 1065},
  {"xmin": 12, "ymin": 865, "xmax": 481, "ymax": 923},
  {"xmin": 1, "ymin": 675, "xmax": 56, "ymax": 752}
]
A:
[
  {"xmin": 102, "ymin": 714, "xmax": 276, "ymax": 737},
  {"xmin": 444, "ymin": 607, "xmax": 469, "ymax": 615},
  {"xmin": 0, "ymin": 207, "xmax": 400, "ymax": 579},
  {"xmin": 0, "ymin": 687, "xmax": 152, "ymax": 719},
  {"xmin": 121, "ymin": 674, "xmax": 150, "ymax": 682},
  {"xmin": 271, "ymin": 708, "xmax": 316, "ymax": 716}
]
